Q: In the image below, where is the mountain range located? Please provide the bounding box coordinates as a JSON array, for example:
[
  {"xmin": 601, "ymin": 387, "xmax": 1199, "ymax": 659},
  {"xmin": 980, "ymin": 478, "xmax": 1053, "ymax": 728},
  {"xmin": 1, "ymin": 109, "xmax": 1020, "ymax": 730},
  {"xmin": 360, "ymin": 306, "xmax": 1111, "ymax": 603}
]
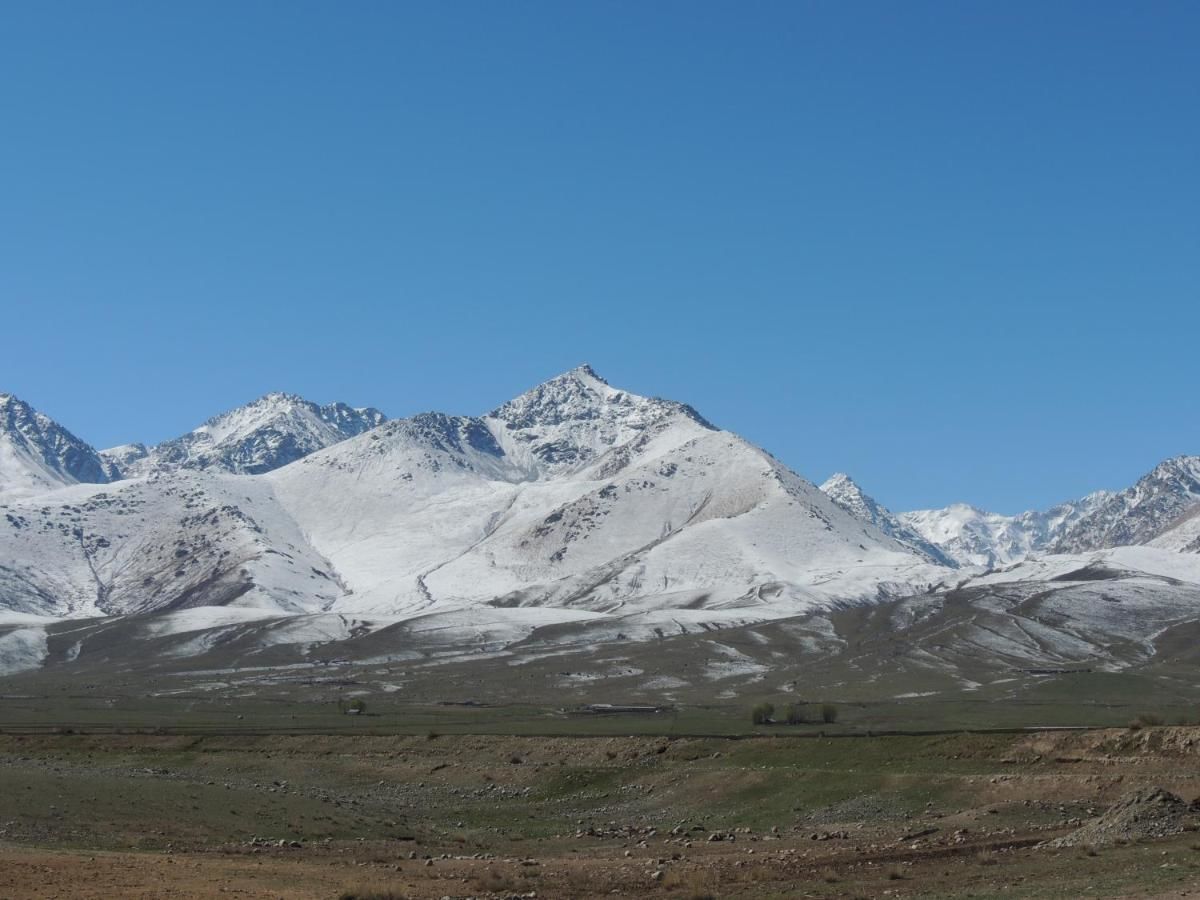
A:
[{"xmin": 1, "ymin": 368, "xmax": 1198, "ymax": 692}]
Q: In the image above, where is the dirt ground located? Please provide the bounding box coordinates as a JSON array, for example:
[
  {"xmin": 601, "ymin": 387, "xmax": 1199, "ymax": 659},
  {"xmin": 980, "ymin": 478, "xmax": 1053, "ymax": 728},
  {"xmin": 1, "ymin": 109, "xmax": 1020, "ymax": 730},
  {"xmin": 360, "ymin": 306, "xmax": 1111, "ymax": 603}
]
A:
[
  {"xmin": 3, "ymin": 727, "xmax": 1200, "ymax": 898},
  {"xmin": 3, "ymin": 831, "xmax": 1200, "ymax": 899}
]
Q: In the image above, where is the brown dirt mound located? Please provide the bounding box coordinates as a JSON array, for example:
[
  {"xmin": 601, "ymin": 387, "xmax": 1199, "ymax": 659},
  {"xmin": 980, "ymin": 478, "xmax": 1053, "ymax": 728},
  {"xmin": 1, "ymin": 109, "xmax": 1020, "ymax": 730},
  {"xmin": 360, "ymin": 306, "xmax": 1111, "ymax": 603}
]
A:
[{"xmin": 1050, "ymin": 787, "xmax": 1200, "ymax": 848}]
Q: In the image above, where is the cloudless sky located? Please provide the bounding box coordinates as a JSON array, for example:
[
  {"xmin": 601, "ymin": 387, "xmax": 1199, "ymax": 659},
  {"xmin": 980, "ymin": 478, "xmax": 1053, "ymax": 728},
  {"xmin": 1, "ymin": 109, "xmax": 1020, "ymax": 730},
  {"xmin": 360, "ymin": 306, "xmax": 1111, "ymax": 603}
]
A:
[{"xmin": 2, "ymin": 1, "xmax": 1197, "ymax": 513}]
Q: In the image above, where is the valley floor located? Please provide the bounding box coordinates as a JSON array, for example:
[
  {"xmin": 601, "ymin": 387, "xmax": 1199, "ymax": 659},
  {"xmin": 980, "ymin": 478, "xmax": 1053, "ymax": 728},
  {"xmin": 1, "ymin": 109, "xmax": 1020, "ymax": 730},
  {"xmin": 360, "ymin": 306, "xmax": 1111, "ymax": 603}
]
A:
[{"xmin": 2, "ymin": 728, "xmax": 1200, "ymax": 897}]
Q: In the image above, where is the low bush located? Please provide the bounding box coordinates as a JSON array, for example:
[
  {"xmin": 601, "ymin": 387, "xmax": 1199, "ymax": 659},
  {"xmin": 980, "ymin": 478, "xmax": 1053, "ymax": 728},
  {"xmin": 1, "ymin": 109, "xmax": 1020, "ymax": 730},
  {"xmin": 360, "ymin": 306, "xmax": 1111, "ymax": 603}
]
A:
[{"xmin": 751, "ymin": 702, "xmax": 775, "ymax": 725}]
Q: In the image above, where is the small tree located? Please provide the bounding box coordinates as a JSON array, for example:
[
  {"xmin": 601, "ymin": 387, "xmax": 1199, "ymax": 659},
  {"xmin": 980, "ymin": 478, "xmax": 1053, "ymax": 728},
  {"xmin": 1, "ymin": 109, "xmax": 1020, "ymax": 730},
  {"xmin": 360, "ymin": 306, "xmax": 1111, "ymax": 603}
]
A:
[
  {"xmin": 751, "ymin": 702, "xmax": 775, "ymax": 725},
  {"xmin": 348, "ymin": 698, "xmax": 367, "ymax": 715},
  {"xmin": 785, "ymin": 703, "xmax": 808, "ymax": 725},
  {"xmin": 820, "ymin": 703, "xmax": 838, "ymax": 724}
]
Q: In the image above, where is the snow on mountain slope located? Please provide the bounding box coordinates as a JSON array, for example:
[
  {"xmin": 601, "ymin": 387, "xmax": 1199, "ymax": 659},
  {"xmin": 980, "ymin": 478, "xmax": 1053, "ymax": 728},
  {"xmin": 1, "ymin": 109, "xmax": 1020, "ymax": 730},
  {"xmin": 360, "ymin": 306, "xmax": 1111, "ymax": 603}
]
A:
[
  {"xmin": 117, "ymin": 392, "xmax": 387, "ymax": 476},
  {"xmin": 1150, "ymin": 504, "xmax": 1200, "ymax": 553},
  {"xmin": 0, "ymin": 393, "xmax": 113, "ymax": 501},
  {"xmin": 268, "ymin": 413, "xmax": 532, "ymax": 614},
  {"xmin": 0, "ymin": 471, "xmax": 342, "ymax": 618},
  {"xmin": 971, "ymin": 544, "xmax": 1200, "ymax": 588},
  {"xmin": 898, "ymin": 492, "xmax": 1112, "ymax": 569},
  {"xmin": 269, "ymin": 366, "xmax": 947, "ymax": 617},
  {"xmin": 820, "ymin": 473, "xmax": 956, "ymax": 567},
  {"xmin": 1053, "ymin": 456, "xmax": 1200, "ymax": 553},
  {"xmin": 0, "ymin": 366, "xmax": 951, "ymax": 674},
  {"xmin": 427, "ymin": 432, "xmax": 944, "ymax": 615},
  {"xmin": 898, "ymin": 504, "xmax": 1037, "ymax": 568},
  {"xmin": 829, "ymin": 549, "xmax": 1200, "ymax": 686},
  {"xmin": 98, "ymin": 442, "xmax": 150, "ymax": 473},
  {"xmin": 9, "ymin": 366, "xmax": 1200, "ymax": 685}
]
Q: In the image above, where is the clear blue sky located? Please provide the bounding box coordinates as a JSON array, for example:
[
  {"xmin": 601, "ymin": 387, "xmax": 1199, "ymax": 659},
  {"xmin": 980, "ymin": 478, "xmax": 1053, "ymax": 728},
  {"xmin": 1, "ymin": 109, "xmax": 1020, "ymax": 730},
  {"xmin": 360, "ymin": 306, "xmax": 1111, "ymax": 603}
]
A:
[{"xmin": 2, "ymin": 2, "xmax": 1197, "ymax": 513}]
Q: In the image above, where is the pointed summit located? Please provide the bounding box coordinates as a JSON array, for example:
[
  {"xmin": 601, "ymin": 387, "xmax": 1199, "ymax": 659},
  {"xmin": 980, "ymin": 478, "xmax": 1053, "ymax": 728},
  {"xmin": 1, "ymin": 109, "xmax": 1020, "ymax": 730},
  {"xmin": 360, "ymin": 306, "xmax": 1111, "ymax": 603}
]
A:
[
  {"xmin": 820, "ymin": 473, "xmax": 888, "ymax": 529},
  {"xmin": 133, "ymin": 393, "xmax": 388, "ymax": 476},
  {"xmin": 490, "ymin": 365, "xmax": 621, "ymax": 429},
  {"xmin": 488, "ymin": 366, "xmax": 715, "ymax": 474},
  {"xmin": 820, "ymin": 472, "xmax": 859, "ymax": 495},
  {"xmin": 1052, "ymin": 454, "xmax": 1200, "ymax": 552},
  {"xmin": 820, "ymin": 473, "xmax": 957, "ymax": 568},
  {"xmin": 569, "ymin": 362, "xmax": 607, "ymax": 384},
  {"xmin": 0, "ymin": 393, "xmax": 112, "ymax": 500}
]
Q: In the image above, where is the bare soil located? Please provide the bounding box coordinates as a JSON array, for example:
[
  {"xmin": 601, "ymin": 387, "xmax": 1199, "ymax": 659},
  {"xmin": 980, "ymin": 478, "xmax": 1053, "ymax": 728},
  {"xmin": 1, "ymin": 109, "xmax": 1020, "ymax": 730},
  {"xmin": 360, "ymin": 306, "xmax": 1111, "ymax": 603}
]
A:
[{"xmin": 3, "ymin": 727, "xmax": 1200, "ymax": 898}]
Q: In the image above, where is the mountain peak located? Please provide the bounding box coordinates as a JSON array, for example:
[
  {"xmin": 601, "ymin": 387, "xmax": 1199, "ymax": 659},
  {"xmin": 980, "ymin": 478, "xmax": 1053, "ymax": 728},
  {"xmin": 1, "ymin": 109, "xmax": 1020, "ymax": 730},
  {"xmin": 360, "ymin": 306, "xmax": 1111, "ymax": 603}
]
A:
[
  {"xmin": 820, "ymin": 472, "xmax": 859, "ymax": 492},
  {"xmin": 254, "ymin": 391, "xmax": 308, "ymax": 405},
  {"xmin": 1150, "ymin": 455, "xmax": 1200, "ymax": 480},
  {"xmin": 1052, "ymin": 454, "xmax": 1200, "ymax": 553},
  {"xmin": 200, "ymin": 391, "xmax": 311, "ymax": 427},
  {"xmin": 128, "ymin": 393, "xmax": 388, "ymax": 476},
  {"xmin": 491, "ymin": 366, "xmax": 714, "ymax": 427},
  {"xmin": 567, "ymin": 363, "xmax": 606, "ymax": 384},
  {"xmin": 0, "ymin": 393, "xmax": 112, "ymax": 499},
  {"xmin": 820, "ymin": 473, "xmax": 957, "ymax": 568},
  {"xmin": 485, "ymin": 367, "xmax": 714, "ymax": 474},
  {"xmin": 820, "ymin": 473, "xmax": 876, "ymax": 511},
  {"xmin": 489, "ymin": 366, "xmax": 621, "ymax": 427},
  {"xmin": 820, "ymin": 473, "xmax": 883, "ymax": 518},
  {"xmin": 526, "ymin": 363, "xmax": 612, "ymax": 399},
  {"xmin": 0, "ymin": 392, "xmax": 34, "ymax": 416}
]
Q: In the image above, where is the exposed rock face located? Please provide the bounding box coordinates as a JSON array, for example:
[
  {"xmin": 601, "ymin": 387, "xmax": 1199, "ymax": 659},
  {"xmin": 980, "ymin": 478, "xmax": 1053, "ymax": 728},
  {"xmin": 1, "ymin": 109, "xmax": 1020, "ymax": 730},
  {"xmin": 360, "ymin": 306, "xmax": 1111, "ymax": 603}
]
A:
[
  {"xmin": 0, "ymin": 393, "xmax": 113, "ymax": 500},
  {"xmin": 1053, "ymin": 456, "xmax": 1200, "ymax": 553},
  {"xmin": 125, "ymin": 393, "xmax": 388, "ymax": 476},
  {"xmin": 488, "ymin": 365, "xmax": 716, "ymax": 476}
]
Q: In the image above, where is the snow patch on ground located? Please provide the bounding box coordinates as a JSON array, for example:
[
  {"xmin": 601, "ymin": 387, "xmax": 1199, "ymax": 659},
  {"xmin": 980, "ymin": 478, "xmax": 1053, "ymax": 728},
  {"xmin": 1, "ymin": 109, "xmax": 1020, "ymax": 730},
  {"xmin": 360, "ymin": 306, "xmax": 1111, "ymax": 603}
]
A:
[
  {"xmin": 0, "ymin": 627, "xmax": 48, "ymax": 675},
  {"xmin": 702, "ymin": 642, "xmax": 770, "ymax": 681}
]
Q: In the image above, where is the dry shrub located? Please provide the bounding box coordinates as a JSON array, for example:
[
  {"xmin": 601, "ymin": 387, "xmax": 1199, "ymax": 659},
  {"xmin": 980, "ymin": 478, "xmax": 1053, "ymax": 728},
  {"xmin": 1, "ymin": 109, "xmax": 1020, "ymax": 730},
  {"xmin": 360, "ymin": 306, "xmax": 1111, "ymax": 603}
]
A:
[{"xmin": 663, "ymin": 866, "xmax": 719, "ymax": 899}]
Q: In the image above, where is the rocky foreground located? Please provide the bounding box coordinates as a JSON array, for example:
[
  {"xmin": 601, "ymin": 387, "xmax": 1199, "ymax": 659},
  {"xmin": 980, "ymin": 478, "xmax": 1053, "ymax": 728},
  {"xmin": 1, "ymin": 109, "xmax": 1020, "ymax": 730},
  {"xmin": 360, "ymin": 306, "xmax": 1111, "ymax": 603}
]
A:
[{"xmin": 2, "ymin": 727, "xmax": 1200, "ymax": 897}]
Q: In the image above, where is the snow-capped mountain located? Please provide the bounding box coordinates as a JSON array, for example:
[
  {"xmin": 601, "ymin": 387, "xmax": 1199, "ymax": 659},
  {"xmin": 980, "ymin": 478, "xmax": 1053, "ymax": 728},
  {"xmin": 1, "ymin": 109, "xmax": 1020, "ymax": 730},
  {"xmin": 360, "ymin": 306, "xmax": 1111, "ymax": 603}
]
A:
[
  {"xmin": 897, "ymin": 492, "xmax": 1112, "ymax": 569},
  {"xmin": 819, "ymin": 473, "xmax": 956, "ymax": 567},
  {"xmin": 898, "ymin": 504, "xmax": 1038, "ymax": 569},
  {"xmin": 99, "ymin": 442, "xmax": 151, "ymax": 473},
  {"xmin": 0, "ymin": 393, "xmax": 114, "ymax": 501},
  {"xmin": 891, "ymin": 453, "xmax": 1200, "ymax": 570},
  {"xmin": 0, "ymin": 367, "xmax": 946, "ymax": 626},
  {"xmin": 2, "ymin": 368, "xmax": 1198, "ymax": 685},
  {"xmin": 487, "ymin": 364, "xmax": 715, "ymax": 475},
  {"xmin": 1052, "ymin": 456, "xmax": 1200, "ymax": 554},
  {"xmin": 269, "ymin": 368, "xmax": 945, "ymax": 619},
  {"xmin": 108, "ymin": 392, "xmax": 387, "ymax": 476},
  {"xmin": 0, "ymin": 469, "xmax": 341, "ymax": 619}
]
